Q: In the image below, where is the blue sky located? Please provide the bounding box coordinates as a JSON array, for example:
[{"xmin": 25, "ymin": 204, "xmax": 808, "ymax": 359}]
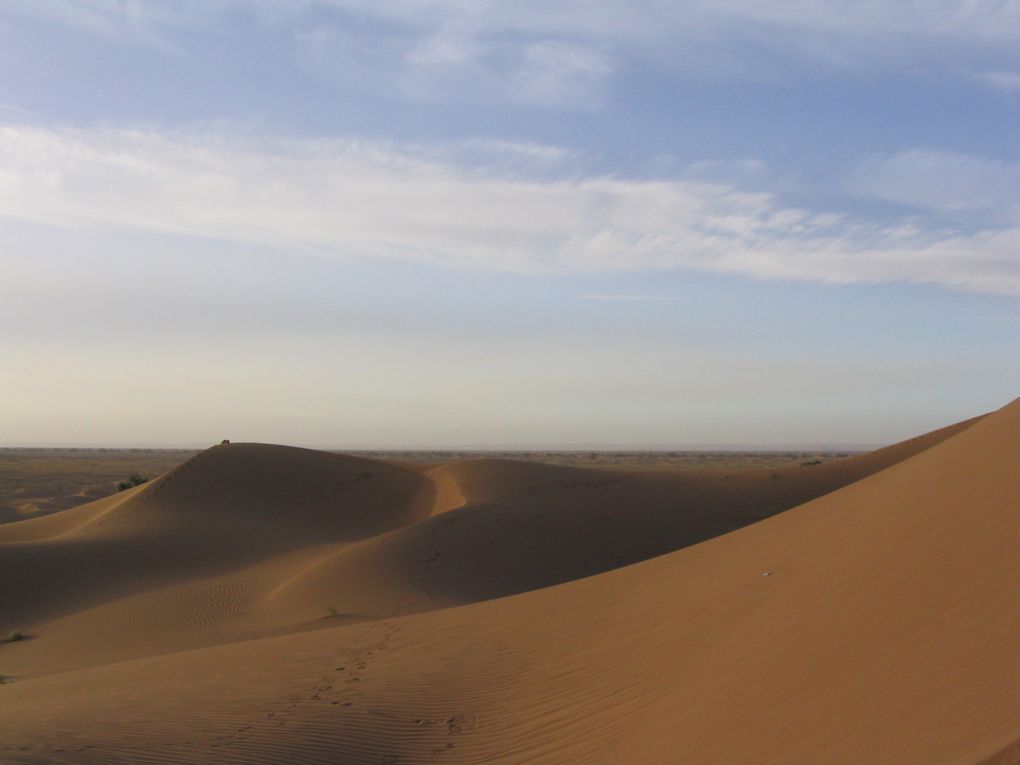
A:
[{"xmin": 1, "ymin": 1, "xmax": 1018, "ymax": 447}]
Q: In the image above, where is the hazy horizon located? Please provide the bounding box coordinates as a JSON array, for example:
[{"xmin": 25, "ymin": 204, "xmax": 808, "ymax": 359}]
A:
[
  {"xmin": 3, "ymin": 1, "xmax": 1019, "ymax": 447},
  {"xmin": 0, "ymin": 439, "xmax": 882, "ymax": 451}
]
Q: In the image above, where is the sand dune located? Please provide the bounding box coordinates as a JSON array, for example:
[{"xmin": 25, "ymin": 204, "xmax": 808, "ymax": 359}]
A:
[
  {"xmin": 1, "ymin": 403, "xmax": 1016, "ymax": 763},
  {"xmin": 1, "ymin": 415, "xmax": 971, "ymax": 672},
  {"xmin": 267, "ymin": 416, "xmax": 981, "ymax": 624},
  {"xmin": 0, "ymin": 446, "xmax": 430, "ymax": 628}
]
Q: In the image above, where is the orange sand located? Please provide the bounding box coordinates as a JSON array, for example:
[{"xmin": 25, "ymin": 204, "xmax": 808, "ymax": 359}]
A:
[{"xmin": 1, "ymin": 403, "xmax": 1015, "ymax": 764}]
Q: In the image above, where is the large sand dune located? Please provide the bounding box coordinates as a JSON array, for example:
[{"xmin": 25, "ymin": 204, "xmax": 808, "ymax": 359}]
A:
[{"xmin": 0, "ymin": 403, "xmax": 1015, "ymax": 763}]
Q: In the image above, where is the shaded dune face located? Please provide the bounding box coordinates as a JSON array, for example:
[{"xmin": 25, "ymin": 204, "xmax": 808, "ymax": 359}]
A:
[
  {"xmin": 232, "ymin": 416, "xmax": 988, "ymax": 623},
  {"xmin": 262, "ymin": 460, "xmax": 914, "ymax": 620},
  {"xmin": 0, "ymin": 419, "xmax": 973, "ymax": 635},
  {"xmin": 1, "ymin": 403, "xmax": 1016, "ymax": 764},
  {"xmin": 0, "ymin": 445, "xmax": 431, "ymax": 628}
]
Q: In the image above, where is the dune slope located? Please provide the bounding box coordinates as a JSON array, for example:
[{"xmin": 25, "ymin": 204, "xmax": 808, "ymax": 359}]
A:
[
  {"xmin": 0, "ymin": 444, "xmax": 431, "ymax": 632},
  {"xmin": 1, "ymin": 415, "xmax": 974, "ymax": 677},
  {"xmin": 1, "ymin": 404, "xmax": 1015, "ymax": 764},
  {"xmin": 263, "ymin": 414, "xmax": 983, "ymax": 623}
]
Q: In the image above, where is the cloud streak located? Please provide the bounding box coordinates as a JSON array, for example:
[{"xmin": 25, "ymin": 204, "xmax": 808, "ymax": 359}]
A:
[
  {"xmin": 8, "ymin": 1, "xmax": 1020, "ymax": 105},
  {"xmin": 264, "ymin": 1, "xmax": 1020, "ymax": 47},
  {"xmin": 1, "ymin": 124, "xmax": 1018, "ymax": 296},
  {"xmin": 577, "ymin": 295, "xmax": 677, "ymax": 302},
  {"xmin": 852, "ymin": 149, "xmax": 1020, "ymax": 220},
  {"xmin": 975, "ymin": 70, "xmax": 1020, "ymax": 94}
]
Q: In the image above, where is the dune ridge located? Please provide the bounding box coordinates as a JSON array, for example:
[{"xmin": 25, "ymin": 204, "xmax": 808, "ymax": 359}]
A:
[{"xmin": 1, "ymin": 404, "xmax": 1016, "ymax": 763}]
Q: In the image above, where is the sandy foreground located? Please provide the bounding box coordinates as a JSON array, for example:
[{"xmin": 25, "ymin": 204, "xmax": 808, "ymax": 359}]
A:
[{"xmin": 0, "ymin": 401, "xmax": 1016, "ymax": 763}]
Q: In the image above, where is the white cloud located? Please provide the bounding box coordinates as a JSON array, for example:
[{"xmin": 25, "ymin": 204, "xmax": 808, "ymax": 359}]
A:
[
  {"xmin": 976, "ymin": 70, "xmax": 1020, "ymax": 93},
  {"xmin": 1, "ymin": 124, "xmax": 1019, "ymax": 296},
  {"xmin": 2, "ymin": 0, "xmax": 197, "ymax": 50},
  {"xmin": 455, "ymin": 138, "xmax": 575, "ymax": 164},
  {"xmin": 294, "ymin": 16, "xmax": 613, "ymax": 108},
  {"xmin": 508, "ymin": 41, "xmax": 612, "ymax": 108},
  {"xmin": 852, "ymin": 149, "xmax": 1020, "ymax": 218},
  {"xmin": 8, "ymin": 1, "xmax": 1020, "ymax": 105},
  {"xmin": 0, "ymin": 102, "xmax": 40, "ymax": 117},
  {"xmin": 283, "ymin": 1, "xmax": 1020, "ymax": 46},
  {"xmin": 577, "ymin": 295, "xmax": 676, "ymax": 302}
]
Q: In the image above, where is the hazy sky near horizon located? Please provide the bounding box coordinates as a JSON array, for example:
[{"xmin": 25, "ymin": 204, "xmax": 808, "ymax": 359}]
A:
[{"xmin": 2, "ymin": 1, "xmax": 1019, "ymax": 447}]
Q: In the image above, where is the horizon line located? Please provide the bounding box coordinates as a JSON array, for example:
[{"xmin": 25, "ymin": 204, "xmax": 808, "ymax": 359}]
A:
[{"xmin": 0, "ymin": 442, "xmax": 880, "ymax": 453}]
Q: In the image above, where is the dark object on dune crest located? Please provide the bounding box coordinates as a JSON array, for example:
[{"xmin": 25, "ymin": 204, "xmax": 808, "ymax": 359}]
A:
[
  {"xmin": 800, "ymin": 458, "xmax": 823, "ymax": 467},
  {"xmin": 1, "ymin": 631, "xmax": 24, "ymax": 644},
  {"xmin": 117, "ymin": 473, "xmax": 149, "ymax": 492}
]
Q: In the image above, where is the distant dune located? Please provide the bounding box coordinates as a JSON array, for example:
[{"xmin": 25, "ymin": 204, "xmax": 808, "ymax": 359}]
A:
[{"xmin": 1, "ymin": 402, "xmax": 1015, "ymax": 764}]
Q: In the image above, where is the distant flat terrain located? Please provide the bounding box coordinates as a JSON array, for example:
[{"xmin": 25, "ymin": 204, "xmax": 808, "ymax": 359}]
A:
[
  {"xmin": 0, "ymin": 449, "xmax": 199, "ymax": 523},
  {"xmin": 351, "ymin": 448, "xmax": 858, "ymax": 471}
]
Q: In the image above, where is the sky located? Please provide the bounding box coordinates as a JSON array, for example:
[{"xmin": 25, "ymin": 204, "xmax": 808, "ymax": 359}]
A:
[{"xmin": 1, "ymin": 1, "xmax": 1019, "ymax": 448}]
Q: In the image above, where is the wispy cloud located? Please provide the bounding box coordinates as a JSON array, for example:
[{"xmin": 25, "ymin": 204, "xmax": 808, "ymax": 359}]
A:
[
  {"xmin": 455, "ymin": 139, "xmax": 575, "ymax": 164},
  {"xmin": 0, "ymin": 102, "xmax": 42, "ymax": 117},
  {"xmin": 975, "ymin": 70, "xmax": 1020, "ymax": 94},
  {"xmin": 577, "ymin": 295, "xmax": 677, "ymax": 302},
  {"xmin": 295, "ymin": 17, "xmax": 613, "ymax": 108},
  {"xmin": 285, "ymin": 1, "xmax": 1020, "ymax": 46},
  {"xmin": 1, "ymin": 124, "xmax": 1019, "ymax": 296},
  {"xmin": 851, "ymin": 149, "xmax": 1020, "ymax": 220},
  {"xmin": 8, "ymin": 1, "xmax": 1020, "ymax": 107},
  {"xmin": 507, "ymin": 41, "xmax": 612, "ymax": 109},
  {"xmin": 2, "ymin": 0, "xmax": 194, "ymax": 50}
]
